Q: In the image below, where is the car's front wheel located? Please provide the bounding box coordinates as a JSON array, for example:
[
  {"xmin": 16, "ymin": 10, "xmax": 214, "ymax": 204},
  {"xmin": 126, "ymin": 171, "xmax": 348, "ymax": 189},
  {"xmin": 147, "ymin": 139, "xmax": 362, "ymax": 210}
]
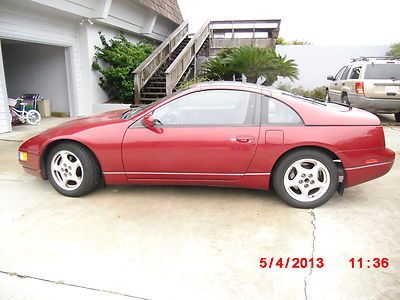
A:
[
  {"xmin": 46, "ymin": 142, "xmax": 101, "ymax": 197},
  {"xmin": 272, "ymin": 150, "xmax": 338, "ymax": 208}
]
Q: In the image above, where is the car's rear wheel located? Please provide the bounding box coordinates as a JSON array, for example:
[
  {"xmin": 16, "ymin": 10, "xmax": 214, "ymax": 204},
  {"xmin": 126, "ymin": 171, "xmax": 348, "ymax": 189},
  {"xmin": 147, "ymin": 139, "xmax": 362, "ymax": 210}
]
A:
[
  {"xmin": 46, "ymin": 142, "xmax": 101, "ymax": 197},
  {"xmin": 272, "ymin": 150, "xmax": 338, "ymax": 208},
  {"xmin": 395, "ymin": 112, "xmax": 400, "ymax": 122}
]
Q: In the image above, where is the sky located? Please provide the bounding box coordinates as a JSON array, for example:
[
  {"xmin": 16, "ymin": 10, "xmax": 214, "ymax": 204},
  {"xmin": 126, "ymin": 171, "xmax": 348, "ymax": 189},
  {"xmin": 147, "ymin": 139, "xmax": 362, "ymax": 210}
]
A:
[{"xmin": 177, "ymin": 0, "xmax": 400, "ymax": 45}]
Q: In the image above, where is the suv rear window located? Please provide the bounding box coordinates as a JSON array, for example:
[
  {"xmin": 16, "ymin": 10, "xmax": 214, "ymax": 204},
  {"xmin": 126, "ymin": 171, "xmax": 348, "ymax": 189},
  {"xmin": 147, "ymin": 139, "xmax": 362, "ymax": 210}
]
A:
[{"xmin": 364, "ymin": 63, "xmax": 400, "ymax": 79}]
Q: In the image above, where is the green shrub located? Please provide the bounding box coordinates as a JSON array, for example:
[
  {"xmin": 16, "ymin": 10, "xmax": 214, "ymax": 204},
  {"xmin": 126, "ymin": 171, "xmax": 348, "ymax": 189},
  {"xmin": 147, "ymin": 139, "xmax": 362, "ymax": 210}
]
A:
[
  {"xmin": 277, "ymin": 83, "xmax": 326, "ymax": 101},
  {"xmin": 386, "ymin": 43, "xmax": 400, "ymax": 58},
  {"xmin": 176, "ymin": 77, "xmax": 209, "ymax": 90},
  {"xmin": 92, "ymin": 32, "xmax": 154, "ymax": 103}
]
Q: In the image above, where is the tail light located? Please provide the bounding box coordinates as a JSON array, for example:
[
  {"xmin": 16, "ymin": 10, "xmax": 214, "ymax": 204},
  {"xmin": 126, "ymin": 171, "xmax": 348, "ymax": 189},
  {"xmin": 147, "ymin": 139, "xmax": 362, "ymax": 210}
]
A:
[{"xmin": 355, "ymin": 82, "xmax": 364, "ymax": 94}]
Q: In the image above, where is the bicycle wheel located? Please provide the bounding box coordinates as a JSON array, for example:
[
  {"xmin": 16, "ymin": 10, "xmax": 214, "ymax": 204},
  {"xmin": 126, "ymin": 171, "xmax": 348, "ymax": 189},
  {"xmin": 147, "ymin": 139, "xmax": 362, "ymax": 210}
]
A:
[{"xmin": 26, "ymin": 110, "xmax": 41, "ymax": 125}]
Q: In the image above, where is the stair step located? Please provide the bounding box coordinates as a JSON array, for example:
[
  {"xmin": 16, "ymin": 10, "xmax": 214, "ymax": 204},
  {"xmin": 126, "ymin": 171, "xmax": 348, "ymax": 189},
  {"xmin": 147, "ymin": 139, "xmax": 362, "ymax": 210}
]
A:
[
  {"xmin": 143, "ymin": 86, "xmax": 166, "ymax": 90},
  {"xmin": 142, "ymin": 92, "xmax": 167, "ymax": 96},
  {"xmin": 141, "ymin": 98, "xmax": 164, "ymax": 103},
  {"xmin": 147, "ymin": 82, "xmax": 166, "ymax": 86}
]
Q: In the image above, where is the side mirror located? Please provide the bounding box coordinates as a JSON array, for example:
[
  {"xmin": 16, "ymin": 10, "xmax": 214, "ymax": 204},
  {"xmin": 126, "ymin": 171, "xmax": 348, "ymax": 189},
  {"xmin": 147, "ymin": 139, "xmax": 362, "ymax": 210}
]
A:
[
  {"xmin": 327, "ymin": 75, "xmax": 335, "ymax": 81},
  {"xmin": 142, "ymin": 114, "xmax": 154, "ymax": 128}
]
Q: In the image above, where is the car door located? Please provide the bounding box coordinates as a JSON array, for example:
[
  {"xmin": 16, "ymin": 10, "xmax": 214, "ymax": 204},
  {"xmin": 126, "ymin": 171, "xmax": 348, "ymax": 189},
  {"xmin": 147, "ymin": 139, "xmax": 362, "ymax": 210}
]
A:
[
  {"xmin": 122, "ymin": 89, "xmax": 260, "ymax": 181},
  {"xmin": 339, "ymin": 64, "xmax": 352, "ymax": 97},
  {"xmin": 329, "ymin": 66, "xmax": 346, "ymax": 102}
]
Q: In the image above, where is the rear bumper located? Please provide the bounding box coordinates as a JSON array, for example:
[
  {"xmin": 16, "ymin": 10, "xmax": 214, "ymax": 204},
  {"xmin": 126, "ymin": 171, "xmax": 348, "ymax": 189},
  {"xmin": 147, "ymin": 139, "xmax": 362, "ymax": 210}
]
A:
[
  {"xmin": 342, "ymin": 148, "xmax": 395, "ymax": 187},
  {"xmin": 348, "ymin": 94, "xmax": 400, "ymax": 113}
]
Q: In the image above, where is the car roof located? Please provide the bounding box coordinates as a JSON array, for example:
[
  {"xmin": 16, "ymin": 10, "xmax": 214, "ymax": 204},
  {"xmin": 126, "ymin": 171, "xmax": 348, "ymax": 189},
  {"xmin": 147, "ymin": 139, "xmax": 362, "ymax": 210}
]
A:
[{"xmin": 191, "ymin": 81, "xmax": 269, "ymax": 91}]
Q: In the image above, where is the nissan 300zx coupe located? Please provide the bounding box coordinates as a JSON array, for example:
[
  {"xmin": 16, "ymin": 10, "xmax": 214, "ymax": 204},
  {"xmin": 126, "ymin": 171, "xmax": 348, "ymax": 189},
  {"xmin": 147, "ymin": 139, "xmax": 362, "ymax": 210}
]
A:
[{"xmin": 18, "ymin": 82, "xmax": 395, "ymax": 208}]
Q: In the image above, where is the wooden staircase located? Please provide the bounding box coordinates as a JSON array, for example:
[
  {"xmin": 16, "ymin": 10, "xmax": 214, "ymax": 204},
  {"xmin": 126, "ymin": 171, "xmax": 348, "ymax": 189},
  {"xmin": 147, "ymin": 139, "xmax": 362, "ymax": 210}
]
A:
[
  {"xmin": 133, "ymin": 19, "xmax": 281, "ymax": 105},
  {"xmin": 140, "ymin": 37, "xmax": 191, "ymax": 104}
]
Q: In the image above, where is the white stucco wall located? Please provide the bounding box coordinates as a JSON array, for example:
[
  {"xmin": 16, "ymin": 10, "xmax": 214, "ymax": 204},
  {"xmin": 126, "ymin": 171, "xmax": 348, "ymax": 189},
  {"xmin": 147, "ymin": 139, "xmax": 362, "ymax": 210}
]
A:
[
  {"xmin": 0, "ymin": 41, "xmax": 11, "ymax": 133},
  {"xmin": 2, "ymin": 42, "xmax": 70, "ymax": 114},
  {"xmin": 79, "ymin": 23, "xmax": 143, "ymax": 114},
  {"xmin": 275, "ymin": 45, "xmax": 390, "ymax": 89}
]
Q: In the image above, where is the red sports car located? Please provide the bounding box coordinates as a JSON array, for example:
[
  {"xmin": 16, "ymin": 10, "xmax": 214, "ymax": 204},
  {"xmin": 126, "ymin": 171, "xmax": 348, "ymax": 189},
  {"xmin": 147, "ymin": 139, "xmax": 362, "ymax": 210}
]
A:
[{"xmin": 18, "ymin": 82, "xmax": 395, "ymax": 208}]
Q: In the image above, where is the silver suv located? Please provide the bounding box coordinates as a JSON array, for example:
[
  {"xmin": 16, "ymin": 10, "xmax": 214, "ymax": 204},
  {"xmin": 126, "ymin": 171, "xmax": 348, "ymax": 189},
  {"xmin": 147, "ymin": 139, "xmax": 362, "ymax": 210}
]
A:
[{"xmin": 326, "ymin": 57, "xmax": 400, "ymax": 121}]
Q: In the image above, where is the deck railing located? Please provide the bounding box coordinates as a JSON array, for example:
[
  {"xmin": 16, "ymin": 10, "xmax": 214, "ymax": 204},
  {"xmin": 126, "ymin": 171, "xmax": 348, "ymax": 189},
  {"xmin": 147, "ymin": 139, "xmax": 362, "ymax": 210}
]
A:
[
  {"xmin": 133, "ymin": 21, "xmax": 189, "ymax": 104},
  {"xmin": 165, "ymin": 20, "xmax": 210, "ymax": 95},
  {"xmin": 210, "ymin": 19, "xmax": 281, "ymax": 48}
]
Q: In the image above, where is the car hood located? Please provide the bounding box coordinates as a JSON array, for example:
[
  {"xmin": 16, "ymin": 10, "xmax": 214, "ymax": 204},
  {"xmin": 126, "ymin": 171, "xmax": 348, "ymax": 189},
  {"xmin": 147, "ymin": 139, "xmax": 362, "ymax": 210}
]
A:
[{"xmin": 46, "ymin": 110, "xmax": 129, "ymax": 134}]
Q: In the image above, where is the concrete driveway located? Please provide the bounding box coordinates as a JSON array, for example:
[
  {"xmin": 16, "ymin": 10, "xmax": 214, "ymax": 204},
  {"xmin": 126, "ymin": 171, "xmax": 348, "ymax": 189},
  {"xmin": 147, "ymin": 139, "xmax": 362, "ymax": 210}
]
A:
[{"xmin": 0, "ymin": 117, "xmax": 399, "ymax": 300}]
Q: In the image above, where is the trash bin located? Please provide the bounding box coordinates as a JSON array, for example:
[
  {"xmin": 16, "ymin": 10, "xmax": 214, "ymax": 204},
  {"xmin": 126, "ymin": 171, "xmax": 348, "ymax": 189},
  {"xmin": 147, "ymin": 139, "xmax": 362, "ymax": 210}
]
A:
[{"xmin": 37, "ymin": 99, "xmax": 51, "ymax": 117}]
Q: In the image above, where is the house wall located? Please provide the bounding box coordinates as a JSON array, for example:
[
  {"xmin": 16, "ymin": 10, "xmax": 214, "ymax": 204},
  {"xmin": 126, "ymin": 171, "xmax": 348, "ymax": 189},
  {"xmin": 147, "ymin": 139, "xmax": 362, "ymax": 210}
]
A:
[
  {"xmin": 78, "ymin": 23, "xmax": 144, "ymax": 114},
  {"xmin": 0, "ymin": 41, "xmax": 11, "ymax": 133},
  {"xmin": 2, "ymin": 42, "xmax": 70, "ymax": 114},
  {"xmin": 275, "ymin": 45, "xmax": 390, "ymax": 89}
]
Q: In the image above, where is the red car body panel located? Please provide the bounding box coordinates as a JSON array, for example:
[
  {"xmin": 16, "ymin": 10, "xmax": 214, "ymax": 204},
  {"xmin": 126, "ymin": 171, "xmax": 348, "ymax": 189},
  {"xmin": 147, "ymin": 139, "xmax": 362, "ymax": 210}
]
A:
[{"xmin": 18, "ymin": 83, "xmax": 395, "ymax": 193}]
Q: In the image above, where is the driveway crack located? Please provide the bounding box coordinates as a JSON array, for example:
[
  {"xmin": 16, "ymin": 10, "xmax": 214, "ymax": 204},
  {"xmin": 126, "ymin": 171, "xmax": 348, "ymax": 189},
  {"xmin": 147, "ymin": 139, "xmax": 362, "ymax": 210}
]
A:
[
  {"xmin": 0, "ymin": 270, "xmax": 150, "ymax": 300},
  {"xmin": 304, "ymin": 209, "xmax": 316, "ymax": 300}
]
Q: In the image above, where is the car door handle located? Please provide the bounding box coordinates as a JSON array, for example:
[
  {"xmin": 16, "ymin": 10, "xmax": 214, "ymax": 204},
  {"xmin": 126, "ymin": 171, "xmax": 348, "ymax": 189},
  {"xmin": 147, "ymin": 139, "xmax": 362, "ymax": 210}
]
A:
[
  {"xmin": 342, "ymin": 83, "xmax": 345, "ymax": 86},
  {"xmin": 236, "ymin": 136, "xmax": 254, "ymax": 143},
  {"xmin": 334, "ymin": 83, "xmax": 338, "ymax": 86}
]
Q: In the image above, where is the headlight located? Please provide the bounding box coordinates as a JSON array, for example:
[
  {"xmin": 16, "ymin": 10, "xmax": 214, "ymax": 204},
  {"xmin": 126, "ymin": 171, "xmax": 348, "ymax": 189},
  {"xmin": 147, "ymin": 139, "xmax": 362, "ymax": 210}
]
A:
[{"xmin": 19, "ymin": 151, "xmax": 28, "ymax": 161}]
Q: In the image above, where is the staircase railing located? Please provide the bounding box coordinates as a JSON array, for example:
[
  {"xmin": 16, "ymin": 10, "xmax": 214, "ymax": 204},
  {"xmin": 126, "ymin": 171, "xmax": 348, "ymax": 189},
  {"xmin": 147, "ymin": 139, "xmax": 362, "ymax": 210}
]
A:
[
  {"xmin": 133, "ymin": 20, "xmax": 189, "ymax": 104},
  {"xmin": 165, "ymin": 20, "xmax": 210, "ymax": 95}
]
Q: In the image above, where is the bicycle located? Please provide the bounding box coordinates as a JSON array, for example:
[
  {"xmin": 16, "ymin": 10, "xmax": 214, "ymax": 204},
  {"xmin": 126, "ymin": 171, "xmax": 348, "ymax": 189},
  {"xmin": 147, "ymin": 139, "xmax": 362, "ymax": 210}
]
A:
[{"xmin": 9, "ymin": 100, "xmax": 41, "ymax": 125}]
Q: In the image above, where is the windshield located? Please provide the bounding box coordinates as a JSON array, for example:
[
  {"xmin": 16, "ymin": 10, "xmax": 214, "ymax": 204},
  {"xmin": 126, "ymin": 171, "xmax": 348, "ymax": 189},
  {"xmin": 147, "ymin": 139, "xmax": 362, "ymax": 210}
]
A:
[
  {"xmin": 121, "ymin": 97, "xmax": 166, "ymax": 120},
  {"xmin": 364, "ymin": 63, "xmax": 400, "ymax": 80},
  {"xmin": 121, "ymin": 89, "xmax": 188, "ymax": 120}
]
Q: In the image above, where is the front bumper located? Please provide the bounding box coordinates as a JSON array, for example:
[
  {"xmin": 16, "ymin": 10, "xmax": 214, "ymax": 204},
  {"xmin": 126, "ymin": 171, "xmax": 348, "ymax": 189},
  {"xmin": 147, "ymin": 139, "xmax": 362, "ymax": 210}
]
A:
[{"xmin": 348, "ymin": 94, "xmax": 400, "ymax": 113}]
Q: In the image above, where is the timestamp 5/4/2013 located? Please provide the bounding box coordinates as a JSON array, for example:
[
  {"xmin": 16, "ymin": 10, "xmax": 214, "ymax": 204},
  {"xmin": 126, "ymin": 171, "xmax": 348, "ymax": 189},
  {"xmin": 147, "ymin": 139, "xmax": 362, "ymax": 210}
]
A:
[
  {"xmin": 349, "ymin": 258, "xmax": 389, "ymax": 269},
  {"xmin": 259, "ymin": 257, "xmax": 325, "ymax": 269}
]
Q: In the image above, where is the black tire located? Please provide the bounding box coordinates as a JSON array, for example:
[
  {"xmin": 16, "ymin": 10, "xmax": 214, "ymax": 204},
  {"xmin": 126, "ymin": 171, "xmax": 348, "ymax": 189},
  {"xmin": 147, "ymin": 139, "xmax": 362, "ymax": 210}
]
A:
[
  {"xmin": 325, "ymin": 90, "xmax": 330, "ymax": 102},
  {"xmin": 272, "ymin": 149, "xmax": 338, "ymax": 208},
  {"xmin": 342, "ymin": 94, "xmax": 350, "ymax": 105},
  {"xmin": 395, "ymin": 112, "xmax": 400, "ymax": 122},
  {"xmin": 46, "ymin": 142, "xmax": 101, "ymax": 197}
]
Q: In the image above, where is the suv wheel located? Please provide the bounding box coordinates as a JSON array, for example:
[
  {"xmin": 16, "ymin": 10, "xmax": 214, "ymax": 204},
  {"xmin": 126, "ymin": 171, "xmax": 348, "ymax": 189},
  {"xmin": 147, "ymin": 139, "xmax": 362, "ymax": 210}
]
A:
[
  {"xmin": 342, "ymin": 94, "xmax": 350, "ymax": 105},
  {"xmin": 395, "ymin": 112, "xmax": 400, "ymax": 122},
  {"xmin": 325, "ymin": 91, "xmax": 330, "ymax": 102}
]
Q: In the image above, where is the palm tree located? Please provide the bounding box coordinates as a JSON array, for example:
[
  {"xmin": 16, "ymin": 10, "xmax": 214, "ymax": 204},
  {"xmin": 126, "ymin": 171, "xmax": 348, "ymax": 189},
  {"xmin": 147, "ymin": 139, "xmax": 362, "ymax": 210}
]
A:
[
  {"xmin": 201, "ymin": 46, "xmax": 298, "ymax": 85},
  {"xmin": 261, "ymin": 53, "xmax": 298, "ymax": 86},
  {"xmin": 201, "ymin": 48, "xmax": 238, "ymax": 80}
]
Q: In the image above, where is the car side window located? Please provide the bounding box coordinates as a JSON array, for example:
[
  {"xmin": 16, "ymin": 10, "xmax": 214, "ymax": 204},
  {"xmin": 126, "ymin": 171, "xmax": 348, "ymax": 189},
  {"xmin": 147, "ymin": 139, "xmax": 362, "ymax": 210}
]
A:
[
  {"xmin": 152, "ymin": 90, "xmax": 257, "ymax": 126},
  {"xmin": 261, "ymin": 96, "xmax": 303, "ymax": 125},
  {"xmin": 341, "ymin": 65, "xmax": 351, "ymax": 80},
  {"xmin": 350, "ymin": 66, "xmax": 362, "ymax": 79},
  {"xmin": 335, "ymin": 66, "xmax": 346, "ymax": 80}
]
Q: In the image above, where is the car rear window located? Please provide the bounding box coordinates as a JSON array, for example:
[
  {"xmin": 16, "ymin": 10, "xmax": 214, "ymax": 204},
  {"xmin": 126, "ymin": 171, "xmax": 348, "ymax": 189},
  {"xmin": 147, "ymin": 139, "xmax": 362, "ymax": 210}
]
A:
[{"xmin": 364, "ymin": 63, "xmax": 400, "ymax": 80}]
